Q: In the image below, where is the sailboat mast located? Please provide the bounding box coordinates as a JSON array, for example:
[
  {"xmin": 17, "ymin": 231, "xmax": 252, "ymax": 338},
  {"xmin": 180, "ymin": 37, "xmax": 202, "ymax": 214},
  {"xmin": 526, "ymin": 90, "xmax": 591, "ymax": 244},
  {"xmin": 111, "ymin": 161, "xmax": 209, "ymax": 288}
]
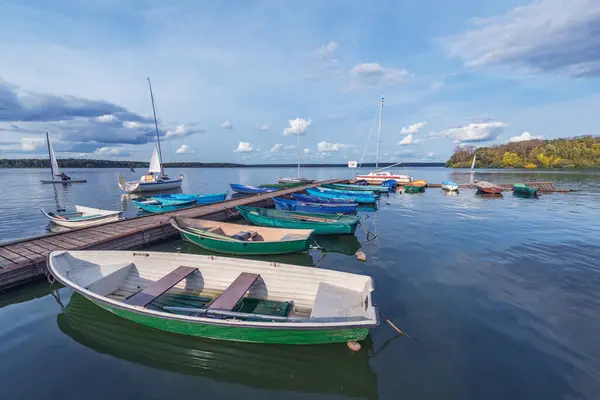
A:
[
  {"xmin": 297, "ymin": 121, "xmax": 300, "ymax": 178},
  {"xmin": 147, "ymin": 78, "xmax": 164, "ymax": 174},
  {"xmin": 376, "ymin": 94, "xmax": 383, "ymax": 172},
  {"xmin": 45, "ymin": 131, "xmax": 53, "ymax": 179}
]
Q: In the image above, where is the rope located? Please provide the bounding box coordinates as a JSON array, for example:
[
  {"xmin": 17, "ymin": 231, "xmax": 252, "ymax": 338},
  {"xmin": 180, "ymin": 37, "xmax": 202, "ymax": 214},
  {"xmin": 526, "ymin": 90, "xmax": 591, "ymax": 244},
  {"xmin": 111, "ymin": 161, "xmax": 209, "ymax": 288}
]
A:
[
  {"xmin": 378, "ymin": 308, "xmax": 413, "ymax": 341},
  {"xmin": 357, "ymin": 218, "xmax": 377, "ymax": 241},
  {"xmin": 357, "ymin": 106, "xmax": 381, "ymax": 175}
]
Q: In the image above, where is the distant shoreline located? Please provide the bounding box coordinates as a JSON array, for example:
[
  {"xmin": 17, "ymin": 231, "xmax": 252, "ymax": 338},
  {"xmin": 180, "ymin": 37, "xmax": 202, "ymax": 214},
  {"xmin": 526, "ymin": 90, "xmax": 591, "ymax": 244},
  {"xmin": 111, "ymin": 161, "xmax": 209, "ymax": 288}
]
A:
[{"xmin": 0, "ymin": 158, "xmax": 445, "ymax": 168}]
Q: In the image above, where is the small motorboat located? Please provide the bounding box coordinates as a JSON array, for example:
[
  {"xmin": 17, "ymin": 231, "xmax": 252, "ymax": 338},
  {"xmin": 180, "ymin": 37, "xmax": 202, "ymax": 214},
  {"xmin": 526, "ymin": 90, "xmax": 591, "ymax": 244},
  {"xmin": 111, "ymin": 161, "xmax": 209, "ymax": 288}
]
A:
[
  {"xmin": 441, "ymin": 180, "xmax": 459, "ymax": 191},
  {"xmin": 152, "ymin": 192, "xmax": 227, "ymax": 205},
  {"xmin": 322, "ymin": 183, "xmax": 389, "ymax": 194},
  {"xmin": 404, "ymin": 185, "xmax": 425, "ymax": 194},
  {"xmin": 134, "ymin": 197, "xmax": 196, "ymax": 213},
  {"xmin": 474, "ymin": 181, "xmax": 504, "ymax": 194},
  {"xmin": 236, "ymin": 206, "xmax": 359, "ymax": 235},
  {"xmin": 41, "ymin": 205, "xmax": 121, "ymax": 228},
  {"xmin": 292, "ymin": 194, "xmax": 356, "ymax": 204},
  {"xmin": 170, "ymin": 217, "xmax": 314, "ymax": 255},
  {"xmin": 273, "ymin": 197, "xmax": 358, "ymax": 214},
  {"xmin": 230, "ymin": 184, "xmax": 277, "ymax": 194},
  {"xmin": 306, "ymin": 188, "xmax": 377, "ymax": 204},
  {"xmin": 48, "ymin": 250, "xmax": 378, "ymax": 344},
  {"xmin": 411, "ymin": 180, "xmax": 427, "ymax": 187},
  {"xmin": 512, "ymin": 183, "xmax": 539, "ymax": 197},
  {"xmin": 314, "ymin": 187, "xmax": 377, "ymax": 197}
]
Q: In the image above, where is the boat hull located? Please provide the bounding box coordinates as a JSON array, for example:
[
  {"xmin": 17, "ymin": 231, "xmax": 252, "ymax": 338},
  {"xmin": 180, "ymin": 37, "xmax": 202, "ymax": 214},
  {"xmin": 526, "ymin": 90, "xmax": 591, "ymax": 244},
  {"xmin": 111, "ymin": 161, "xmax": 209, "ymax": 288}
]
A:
[
  {"xmin": 122, "ymin": 178, "xmax": 183, "ymax": 193},
  {"xmin": 46, "ymin": 214, "xmax": 120, "ymax": 228},
  {"xmin": 292, "ymin": 194, "xmax": 356, "ymax": 204},
  {"xmin": 441, "ymin": 184, "xmax": 459, "ymax": 191},
  {"xmin": 230, "ymin": 184, "xmax": 277, "ymax": 194},
  {"xmin": 355, "ymin": 173, "xmax": 412, "ymax": 185},
  {"xmin": 306, "ymin": 188, "xmax": 376, "ymax": 204},
  {"xmin": 324, "ymin": 183, "xmax": 389, "ymax": 194},
  {"xmin": 41, "ymin": 179, "xmax": 87, "ymax": 184},
  {"xmin": 237, "ymin": 206, "xmax": 358, "ymax": 235},
  {"xmin": 404, "ymin": 185, "xmax": 425, "ymax": 193},
  {"xmin": 277, "ymin": 177, "xmax": 315, "ymax": 184},
  {"xmin": 134, "ymin": 199, "xmax": 196, "ymax": 213},
  {"xmin": 152, "ymin": 193, "xmax": 227, "ymax": 204},
  {"xmin": 273, "ymin": 197, "xmax": 358, "ymax": 214},
  {"xmin": 95, "ymin": 300, "xmax": 368, "ymax": 344}
]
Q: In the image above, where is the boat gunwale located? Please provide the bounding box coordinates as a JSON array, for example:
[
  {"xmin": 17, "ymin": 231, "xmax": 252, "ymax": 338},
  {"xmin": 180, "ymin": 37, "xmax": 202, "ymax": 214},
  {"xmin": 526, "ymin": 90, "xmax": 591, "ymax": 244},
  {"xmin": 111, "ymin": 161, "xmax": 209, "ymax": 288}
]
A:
[
  {"xmin": 40, "ymin": 208, "xmax": 121, "ymax": 224},
  {"xmin": 47, "ymin": 250, "xmax": 379, "ymax": 331}
]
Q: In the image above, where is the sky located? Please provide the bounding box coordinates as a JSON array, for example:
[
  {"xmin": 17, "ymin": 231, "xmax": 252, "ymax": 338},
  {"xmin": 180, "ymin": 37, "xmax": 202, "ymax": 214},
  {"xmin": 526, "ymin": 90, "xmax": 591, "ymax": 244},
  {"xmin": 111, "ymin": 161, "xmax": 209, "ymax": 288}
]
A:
[{"xmin": 0, "ymin": 0, "xmax": 599, "ymax": 164}]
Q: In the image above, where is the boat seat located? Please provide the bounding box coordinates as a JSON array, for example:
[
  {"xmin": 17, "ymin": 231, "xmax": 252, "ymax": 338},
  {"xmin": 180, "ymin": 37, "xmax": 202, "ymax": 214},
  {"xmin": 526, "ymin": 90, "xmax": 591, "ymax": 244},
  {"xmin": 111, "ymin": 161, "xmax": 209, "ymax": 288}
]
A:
[
  {"xmin": 310, "ymin": 282, "xmax": 364, "ymax": 319},
  {"xmin": 125, "ymin": 266, "xmax": 198, "ymax": 307},
  {"xmin": 208, "ymin": 272, "xmax": 260, "ymax": 311}
]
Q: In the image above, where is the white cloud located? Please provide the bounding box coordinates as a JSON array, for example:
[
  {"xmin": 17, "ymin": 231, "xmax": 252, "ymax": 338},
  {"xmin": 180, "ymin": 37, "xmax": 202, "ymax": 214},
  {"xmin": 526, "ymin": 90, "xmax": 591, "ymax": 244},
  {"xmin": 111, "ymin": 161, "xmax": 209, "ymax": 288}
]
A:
[
  {"xmin": 304, "ymin": 148, "xmax": 312, "ymax": 154},
  {"xmin": 165, "ymin": 125, "xmax": 186, "ymax": 139},
  {"xmin": 400, "ymin": 121, "xmax": 426, "ymax": 135},
  {"xmin": 123, "ymin": 121, "xmax": 139, "ymax": 129},
  {"xmin": 96, "ymin": 114, "xmax": 117, "ymax": 123},
  {"xmin": 270, "ymin": 143, "xmax": 283, "ymax": 153},
  {"xmin": 176, "ymin": 144, "xmax": 195, "ymax": 154},
  {"xmin": 314, "ymin": 41, "xmax": 339, "ymax": 59},
  {"xmin": 317, "ymin": 141, "xmax": 353, "ymax": 153},
  {"xmin": 222, "ymin": 121, "xmax": 233, "ymax": 129},
  {"xmin": 94, "ymin": 146, "xmax": 128, "ymax": 157},
  {"xmin": 283, "ymin": 118, "xmax": 311, "ymax": 136},
  {"xmin": 20, "ymin": 137, "xmax": 45, "ymax": 151},
  {"xmin": 443, "ymin": 0, "xmax": 600, "ymax": 77},
  {"xmin": 349, "ymin": 63, "xmax": 411, "ymax": 90},
  {"xmin": 508, "ymin": 131, "xmax": 544, "ymax": 143},
  {"xmin": 234, "ymin": 142, "xmax": 255, "ymax": 153},
  {"xmin": 256, "ymin": 123, "xmax": 270, "ymax": 131},
  {"xmin": 398, "ymin": 134, "xmax": 414, "ymax": 146},
  {"xmin": 433, "ymin": 121, "xmax": 508, "ymax": 143}
]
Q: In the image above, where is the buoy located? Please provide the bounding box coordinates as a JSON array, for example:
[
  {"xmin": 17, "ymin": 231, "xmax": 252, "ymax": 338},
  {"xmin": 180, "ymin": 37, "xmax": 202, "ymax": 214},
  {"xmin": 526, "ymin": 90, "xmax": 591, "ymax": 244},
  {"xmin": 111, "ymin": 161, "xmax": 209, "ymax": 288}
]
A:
[
  {"xmin": 355, "ymin": 251, "xmax": 367, "ymax": 262},
  {"xmin": 347, "ymin": 341, "xmax": 361, "ymax": 352}
]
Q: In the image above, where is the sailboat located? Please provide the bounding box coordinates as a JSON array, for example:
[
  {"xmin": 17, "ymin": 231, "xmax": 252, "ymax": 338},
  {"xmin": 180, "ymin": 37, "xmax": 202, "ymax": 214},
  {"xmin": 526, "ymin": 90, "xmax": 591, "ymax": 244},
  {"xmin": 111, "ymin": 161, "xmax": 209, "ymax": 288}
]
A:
[
  {"xmin": 277, "ymin": 118, "xmax": 314, "ymax": 184},
  {"xmin": 118, "ymin": 79, "xmax": 183, "ymax": 193},
  {"xmin": 355, "ymin": 95, "xmax": 412, "ymax": 185},
  {"xmin": 470, "ymin": 153, "xmax": 476, "ymax": 172},
  {"xmin": 40, "ymin": 132, "xmax": 87, "ymax": 184}
]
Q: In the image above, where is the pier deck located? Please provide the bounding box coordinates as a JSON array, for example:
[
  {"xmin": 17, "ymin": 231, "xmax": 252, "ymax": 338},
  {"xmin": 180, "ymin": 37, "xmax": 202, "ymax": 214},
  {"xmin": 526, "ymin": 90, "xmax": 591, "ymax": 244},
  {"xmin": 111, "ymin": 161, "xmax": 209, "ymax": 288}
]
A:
[{"xmin": 0, "ymin": 179, "xmax": 345, "ymax": 291}]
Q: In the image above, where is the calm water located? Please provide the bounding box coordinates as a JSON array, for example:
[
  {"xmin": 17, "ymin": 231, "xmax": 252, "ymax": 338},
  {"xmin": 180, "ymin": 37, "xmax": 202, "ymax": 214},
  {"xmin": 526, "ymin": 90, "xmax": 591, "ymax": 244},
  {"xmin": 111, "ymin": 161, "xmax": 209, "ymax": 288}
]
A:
[{"xmin": 1, "ymin": 167, "xmax": 600, "ymax": 399}]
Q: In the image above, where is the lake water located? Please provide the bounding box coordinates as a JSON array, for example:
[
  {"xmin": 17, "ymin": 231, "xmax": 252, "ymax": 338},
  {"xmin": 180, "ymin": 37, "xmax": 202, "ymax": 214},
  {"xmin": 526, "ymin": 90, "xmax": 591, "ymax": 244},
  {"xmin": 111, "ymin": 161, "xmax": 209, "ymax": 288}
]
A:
[{"xmin": 1, "ymin": 166, "xmax": 600, "ymax": 400}]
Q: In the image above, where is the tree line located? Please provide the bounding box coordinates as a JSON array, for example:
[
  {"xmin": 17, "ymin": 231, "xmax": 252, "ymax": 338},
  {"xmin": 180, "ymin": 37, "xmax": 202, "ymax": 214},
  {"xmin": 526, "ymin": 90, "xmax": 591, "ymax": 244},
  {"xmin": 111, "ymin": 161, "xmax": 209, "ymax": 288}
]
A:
[{"xmin": 446, "ymin": 136, "xmax": 600, "ymax": 168}]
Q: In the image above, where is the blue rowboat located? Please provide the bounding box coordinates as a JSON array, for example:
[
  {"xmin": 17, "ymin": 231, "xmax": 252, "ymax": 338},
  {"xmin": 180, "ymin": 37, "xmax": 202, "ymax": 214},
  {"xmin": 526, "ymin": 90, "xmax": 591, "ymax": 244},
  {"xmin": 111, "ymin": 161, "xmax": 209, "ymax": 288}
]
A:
[
  {"xmin": 152, "ymin": 192, "xmax": 227, "ymax": 205},
  {"xmin": 134, "ymin": 198, "xmax": 197, "ymax": 213},
  {"xmin": 306, "ymin": 188, "xmax": 377, "ymax": 204},
  {"xmin": 272, "ymin": 197, "xmax": 357, "ymax": 214},
  {"xmin": 380, "ymin": 179, "xmax": 398, "ymax": 190},
  {"xmin": 441, "ymin": 180, "xmax": 459, "ymax": 191},
  {"xmin": 292, "ymin": 194, "xmax": 357, "ymax": 204},
  {"xmin": 314, "ymin": 187, "xmax": 377, "ymax": 197},
  {"xmin": 230, "ymin": 184, "xmax": 277, "ymax": 194}
]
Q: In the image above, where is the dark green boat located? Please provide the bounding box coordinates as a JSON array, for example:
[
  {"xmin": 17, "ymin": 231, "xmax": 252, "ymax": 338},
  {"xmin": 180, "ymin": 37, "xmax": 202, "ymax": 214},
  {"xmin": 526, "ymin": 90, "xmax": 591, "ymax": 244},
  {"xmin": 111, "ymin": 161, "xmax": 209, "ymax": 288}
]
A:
[
  {"xmin": 170, "ymin": 216, "xmax": 314, "ymax": 255},
  {"xmin": 259, "ymin": 182, "xmax": 304, "ymax": 189},
  {"xmin": 512, "ymin": 183, "xmax": 539, "ymax": 197},
  {"xmin": 404, "ymin": 185, "xmax": 425, "ymax": 193},
  {"xmin": 236, "ymin": 206, "xmax": 359, "ymax": 235},
  {"xmin": 322, "ymin": 183, "xmax": 390, "ymax": 194}
]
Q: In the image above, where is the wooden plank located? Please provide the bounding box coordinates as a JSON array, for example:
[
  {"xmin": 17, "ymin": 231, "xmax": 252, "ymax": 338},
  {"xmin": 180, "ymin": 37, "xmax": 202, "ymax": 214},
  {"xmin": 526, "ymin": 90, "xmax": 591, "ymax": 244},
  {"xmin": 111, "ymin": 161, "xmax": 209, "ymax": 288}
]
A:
[
  {"xmin": 125, "ymin": 266, "xmax": 198, "ymax": 307},
  {"xmin": 38, "ymin": 237, "xmax": 70, "ymax": 249},
  {"xmin": 0, "ymin": 248, "xmax": 29, "ymax": 264},
  {"xmin": 0, "ymin": 254, "xmax": 16, "ymax": 268},
  {"xmin": 19, "ymin": 243, "xmax": 51, "ymax": 258},
  {"xmin": 52, "ymin": 235, "xmax": 87, "ymax": 247},
  {"xmin": 29, "ymin": 240, "xmax": 61, "ymax": 252},
  {"xmin": 4, "ymin": 245, "xmax": 45, "ymax": 262},
  {"xmin": 208, "ymin": 272, "xmax": 260, "ymax": 311}
]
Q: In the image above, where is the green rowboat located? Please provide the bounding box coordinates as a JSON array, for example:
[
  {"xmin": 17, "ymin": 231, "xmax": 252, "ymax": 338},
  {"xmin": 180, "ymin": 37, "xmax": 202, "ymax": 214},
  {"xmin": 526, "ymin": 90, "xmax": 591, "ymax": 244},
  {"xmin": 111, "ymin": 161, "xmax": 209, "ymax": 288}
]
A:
[
  {"xmin": 236, "ymin": 206, "xmax": 359, "ymax": 235},
  {"xmin": 259, "ymin": 182, "xmax": 304, "ymax": 189},
  {"xmin": 512, "ymin": 183, "xmax": 539, "ymax": 197},
  {"xmin": 48, "ymin": 250, "xmax": 379, "ymax": 345},
  {"xmin": 170, "ymin": 216, "xmax": 314, "ymax": 255},
  {"xmin": 404, "ymin": 185, "xmax": 425, "ymax": 193},
  {"xmin": 322, "ymin": 183, "xmax": 390, "ymax": 194}
]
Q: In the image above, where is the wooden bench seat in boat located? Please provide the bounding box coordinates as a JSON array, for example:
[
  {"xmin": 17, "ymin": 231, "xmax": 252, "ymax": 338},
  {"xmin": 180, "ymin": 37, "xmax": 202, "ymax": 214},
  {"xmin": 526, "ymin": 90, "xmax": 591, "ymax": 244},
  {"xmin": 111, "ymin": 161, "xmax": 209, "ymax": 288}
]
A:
[
  {"xmin": 125, "ymin": 266, "xmax": 198, "ymax": 307},
  {"xmin": 208, "ymin": 272, "xmax": 260, "ymax": 311},
  {"xmin": 310, "ymin": 282, "xmax": 365, "ymax": 319}
]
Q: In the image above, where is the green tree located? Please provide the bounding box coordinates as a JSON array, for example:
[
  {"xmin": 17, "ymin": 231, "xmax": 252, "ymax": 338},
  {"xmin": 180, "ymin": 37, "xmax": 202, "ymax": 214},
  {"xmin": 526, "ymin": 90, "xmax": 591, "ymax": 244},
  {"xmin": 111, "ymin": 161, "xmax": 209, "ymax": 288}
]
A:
[{"xmin": 502, "ymin": 151, "xmax": 520, "ymax": 167}]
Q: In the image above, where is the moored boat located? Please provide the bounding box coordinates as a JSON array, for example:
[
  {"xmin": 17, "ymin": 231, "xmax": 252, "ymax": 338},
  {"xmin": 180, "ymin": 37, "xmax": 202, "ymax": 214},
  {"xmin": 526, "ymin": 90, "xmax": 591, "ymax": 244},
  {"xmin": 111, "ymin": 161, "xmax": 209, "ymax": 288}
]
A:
[
  {"xmin": 404, "ymin": 185, "xmax": 425, "ymax": 194},
  {"xmin": 41, "ymin": 132, "xmax": 87, "ymax": 184},
  {"xmin": 313, "ymin": 187, "xmax": 377, "ymax": 197},
  {"xmin": 41, "ymin": 205, "xmax": 121, "ymax": 228},
  {"xmin": 170, "ymin": 217, "xmax": 314, "ymax": 255},
  {"xmin": 230, "ymin": 184, "xmax": 277, "ymax": 194},
  {"xmin": 260, "ymin": 182, "xmax": 304, "ymax": 189},
  {"xmin": 474, "ymin": 180, "xmax": 504, "ymax": 194},
  {"xmin": 441, "ymin": 180, "xmax": 459, "ymax": 191},
  {"xmin": 306, "ymin": 188, "xmax": 377, "ymax": 204},
  {"xmin": 48, "ymin": 250, "xmax": 378, "ymax": 344},
  {"xmin": 411, "ymin": 180, "xmax": 427, "ymax": 187},
  {"xmin": 273, "ymin": 197, "xmax": 358, "ymax": 214},
  {"xmin": 355, "ymin": 171, "xmax": 413, "ymax": 185},
  {"xmin": 512, "ymin": 183, "xmax": 539, "ymax": 197},
  {"xmin": 134, "ymin": 198, "xmax": 196, "ymax": 213},
  {"xmin": 277, "ymin": 177, "xmax": 315, "ymax": 184},
  {"xmin": 323, "ymin": 183, "xmax": 390, "ymax": 194},
  {"xmin": 292, "ymin": 194, "xmax": 356, "ymax": 204},
  {"xmin": 152, "ymin": 192, "xmax": 227, "ymax": 205},
  {"xmin": 236, "ymin": 206, "xmax": 359, "ymax": 235}
]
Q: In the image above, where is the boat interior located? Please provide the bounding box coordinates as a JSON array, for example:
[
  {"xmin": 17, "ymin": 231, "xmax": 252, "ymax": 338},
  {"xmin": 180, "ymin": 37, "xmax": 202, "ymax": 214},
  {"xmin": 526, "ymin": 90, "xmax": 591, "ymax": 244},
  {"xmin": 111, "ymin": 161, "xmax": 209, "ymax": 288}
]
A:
[
  {"xmin": 51, "ymin": 251, "xmax": 376, "ymax": 324},
  {"xmin": 175, "ymin": 218, "xmax": 312, "ymax": 242}
]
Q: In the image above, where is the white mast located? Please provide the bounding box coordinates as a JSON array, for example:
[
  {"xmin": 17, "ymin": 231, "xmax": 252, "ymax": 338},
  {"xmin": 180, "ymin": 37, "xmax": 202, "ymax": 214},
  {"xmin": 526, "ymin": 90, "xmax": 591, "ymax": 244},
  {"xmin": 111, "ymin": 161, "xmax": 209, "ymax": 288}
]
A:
[
  {"xmin": 471, "ymin": 153, "xmax": 476, "ymax": 171},
  {"xmin": 375, "ymin": 94, "xmax": 383, "ymax": 172},
  {"xmin": 147, "ymin": 77, "xmax": 163, "ymax": 175},
  {"xmin": 297, "ymin": 120, "xmax": 300, "ymax": 178},
  {"xmin": 46, "ymin": 132, "xmax": 60, "ymax": 178}
]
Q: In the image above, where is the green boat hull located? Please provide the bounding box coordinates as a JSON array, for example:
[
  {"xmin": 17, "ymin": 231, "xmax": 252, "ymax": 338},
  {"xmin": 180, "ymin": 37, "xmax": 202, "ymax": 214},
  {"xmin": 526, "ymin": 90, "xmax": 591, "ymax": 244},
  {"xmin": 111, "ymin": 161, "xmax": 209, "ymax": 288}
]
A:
[
  {"xmin": 513, "ymin": 184, "xmax": 538, "ymax": 197},
  {"xmin": 259, "ymin": 182, "xmax": 304, "ymax": 188},
  {"xmin": 237, "ymin": 206, "xmax": 358, "ymax": 235},
  {"xmin": 179, "ymin": 230, "xmax": 312, "ymax": 255},
  {"xmin": 323, "ymin": 183, "xmax": 389, "ymax": 193},
  {"xmin": 404, "ymin": 185, "xmax": 425, "ymax": 193},
  {"xmin": 95, "ymin": 300, "xmax": 368, "ymax": 344}
]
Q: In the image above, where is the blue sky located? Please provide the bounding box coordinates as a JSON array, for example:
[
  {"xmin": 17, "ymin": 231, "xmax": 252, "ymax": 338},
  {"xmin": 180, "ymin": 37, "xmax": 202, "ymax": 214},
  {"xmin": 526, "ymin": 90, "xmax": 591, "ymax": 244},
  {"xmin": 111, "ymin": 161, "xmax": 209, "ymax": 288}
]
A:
[{"xmin": 0, "ymin": 0, "xmax": 599, "ymax": 163}]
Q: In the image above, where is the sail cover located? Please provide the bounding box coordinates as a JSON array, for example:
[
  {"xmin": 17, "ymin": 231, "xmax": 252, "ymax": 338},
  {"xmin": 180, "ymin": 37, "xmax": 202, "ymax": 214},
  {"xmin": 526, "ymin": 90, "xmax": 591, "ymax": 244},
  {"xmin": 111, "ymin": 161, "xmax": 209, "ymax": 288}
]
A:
[
  {"xmin": 48, "ymin": 137, "xmax": 60, "ymax": 176},
  {"xmin": 148, "ymin": 146, "xmax": 162, "ymax": 174}
]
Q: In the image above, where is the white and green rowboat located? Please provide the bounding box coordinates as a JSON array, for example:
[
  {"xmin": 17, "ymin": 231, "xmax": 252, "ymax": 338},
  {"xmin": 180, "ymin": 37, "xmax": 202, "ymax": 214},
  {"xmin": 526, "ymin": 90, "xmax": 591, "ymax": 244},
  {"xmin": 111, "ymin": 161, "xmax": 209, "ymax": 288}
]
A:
[{"xmin": 48, "ymin": 250, "xmax": 379, "ymax": 344}]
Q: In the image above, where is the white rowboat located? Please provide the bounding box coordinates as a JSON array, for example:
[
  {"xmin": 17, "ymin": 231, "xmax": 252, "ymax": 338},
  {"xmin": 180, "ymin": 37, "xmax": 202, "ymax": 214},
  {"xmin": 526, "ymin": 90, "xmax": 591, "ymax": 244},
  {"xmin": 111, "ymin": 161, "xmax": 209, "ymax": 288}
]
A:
[{"xmin": 41, "ymin": 205, "xmax": 121, "ymax": 228}]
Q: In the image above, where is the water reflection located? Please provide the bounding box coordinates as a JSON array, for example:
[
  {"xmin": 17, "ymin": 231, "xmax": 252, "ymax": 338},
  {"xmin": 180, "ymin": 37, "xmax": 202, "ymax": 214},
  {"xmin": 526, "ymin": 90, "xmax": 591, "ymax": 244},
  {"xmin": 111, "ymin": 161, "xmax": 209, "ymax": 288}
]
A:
[{"xmin": 57, "ymin": 293, "xmax": 378, "ymax": 399}]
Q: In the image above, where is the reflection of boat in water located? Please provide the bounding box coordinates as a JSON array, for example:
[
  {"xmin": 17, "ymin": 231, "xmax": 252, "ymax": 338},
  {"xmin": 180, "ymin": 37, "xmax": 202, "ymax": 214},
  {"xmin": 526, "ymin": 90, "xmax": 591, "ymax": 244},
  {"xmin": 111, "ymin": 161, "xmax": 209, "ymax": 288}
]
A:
[
  {"xmin": 313, "ymin": 234, "xmax": 361, "ymax": 255},
  {"xmin": 57, "ymin": 293, "xmax": 377, "ymax": 399},
  {"xmin": 476, "ymin": 192, "xmax": 503, "ymax": 199}
]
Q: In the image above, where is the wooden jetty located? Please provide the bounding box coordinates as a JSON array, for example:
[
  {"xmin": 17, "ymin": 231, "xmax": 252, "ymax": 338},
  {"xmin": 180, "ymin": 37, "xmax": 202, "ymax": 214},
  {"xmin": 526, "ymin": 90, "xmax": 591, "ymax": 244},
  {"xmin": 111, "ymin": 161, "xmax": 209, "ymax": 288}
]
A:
[
  {"xmin": 426, "ymin": 181, "xmax": 574, "ymax": 192},
  {"xmin": 0, "ymin": 179, "xmax": 345, "ymax": 292}
]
